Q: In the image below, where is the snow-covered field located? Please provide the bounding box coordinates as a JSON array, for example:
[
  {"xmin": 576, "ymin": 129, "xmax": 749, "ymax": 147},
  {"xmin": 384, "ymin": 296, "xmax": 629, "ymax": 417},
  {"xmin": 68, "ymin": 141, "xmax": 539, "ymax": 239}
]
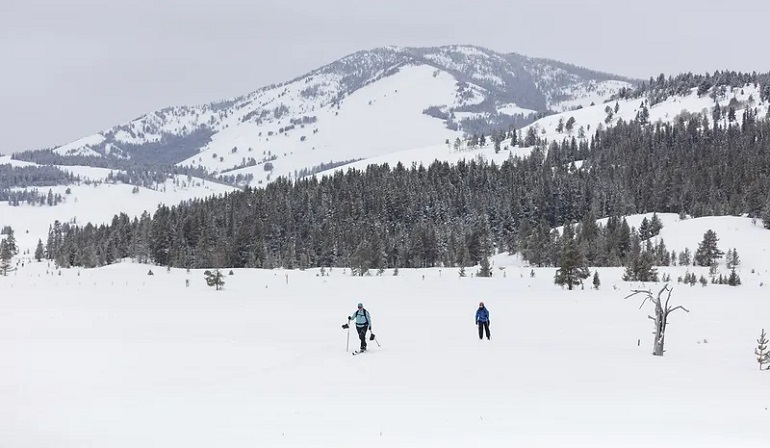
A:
[
  {"xmin": 0, "ymin": 155, "xmax": 238, "ymax": 251},
  {"xmin": 1, "ymin": 216, "xmax": 769, "ymax": 447}
]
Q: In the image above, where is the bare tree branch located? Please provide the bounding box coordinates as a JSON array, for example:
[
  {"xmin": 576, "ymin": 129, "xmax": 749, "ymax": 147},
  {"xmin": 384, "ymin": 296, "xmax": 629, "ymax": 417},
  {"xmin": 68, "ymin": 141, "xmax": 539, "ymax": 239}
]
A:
[
  {"xmin": 625, "ymin": 289, "xmax": 654, "ymax": 309},
  {"xmin": 668, "ymin": 305, "xmax": 690, "ymax": 314}
]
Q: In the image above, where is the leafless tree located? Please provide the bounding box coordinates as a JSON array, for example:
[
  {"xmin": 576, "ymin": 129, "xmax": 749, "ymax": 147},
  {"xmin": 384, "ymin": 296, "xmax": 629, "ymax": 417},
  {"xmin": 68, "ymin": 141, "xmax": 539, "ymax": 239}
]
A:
[{"xmin": 625, "ymin": 284, "xmax": 689, "ymax": 356}]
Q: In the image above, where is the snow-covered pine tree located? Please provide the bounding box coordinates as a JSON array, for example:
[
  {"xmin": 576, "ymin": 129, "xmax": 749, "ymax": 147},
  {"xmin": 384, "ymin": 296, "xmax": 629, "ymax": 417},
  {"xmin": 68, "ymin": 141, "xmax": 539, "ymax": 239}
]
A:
[
  {"xmin": 649, "ymin": 213, "xmax": 663, "ymax": 236},
  {"xmin": 592, "ymin": 270, "xmax": 600, "ymax": 289},
  {"xmin": 477, "ymin": 256, "xmax": 492, "ymax": 277},
  {"xmin": 3, "ymin": 228, "xmax": 18, "ymax": 257},
  {"xmin": 694, "ymin": 230, "xmax": 724, "ymax": 267},
  {"xmin": 554, "ymin": 224, "xmax": 589, "ymax": 290},
  {"xmin": 0, "ymin": 239, "xmax": 13, "ymax": 276},
  {"xmin": 34, "ymin": 239, "xmax": 45, "ymax": 262}
]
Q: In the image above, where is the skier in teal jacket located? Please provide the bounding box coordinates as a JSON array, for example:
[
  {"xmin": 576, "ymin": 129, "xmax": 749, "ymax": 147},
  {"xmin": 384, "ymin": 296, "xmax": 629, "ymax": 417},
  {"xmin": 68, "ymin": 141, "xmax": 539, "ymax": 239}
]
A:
[{"xmin": 345, "ymin": 303, "xmax": 372, "ymax": 351}]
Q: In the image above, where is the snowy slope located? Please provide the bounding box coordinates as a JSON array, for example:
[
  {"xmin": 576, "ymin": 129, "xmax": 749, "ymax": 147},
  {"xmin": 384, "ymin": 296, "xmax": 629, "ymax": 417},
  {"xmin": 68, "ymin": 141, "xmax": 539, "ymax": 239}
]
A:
[
  {"xmin": 186, "ymin": 64, "xmax": 463, "ymax": 186},
  {"xmin": 521, "ymin": 84, "xmax": 766, "ymax": 143},
  {"xmin": 0, "ymin": 157, "xmax": 238, "ymax": 253},
  {"xmin": 1, "ymin": 214, "xmax": 769, "ymax": 447}
]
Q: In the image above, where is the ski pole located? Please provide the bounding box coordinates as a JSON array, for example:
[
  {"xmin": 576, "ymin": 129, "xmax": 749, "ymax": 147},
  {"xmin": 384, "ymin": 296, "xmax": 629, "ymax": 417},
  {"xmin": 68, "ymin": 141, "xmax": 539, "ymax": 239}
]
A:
[{"xmin": 346, "ymin": 322, "xmax": 350, "ymax": 352}]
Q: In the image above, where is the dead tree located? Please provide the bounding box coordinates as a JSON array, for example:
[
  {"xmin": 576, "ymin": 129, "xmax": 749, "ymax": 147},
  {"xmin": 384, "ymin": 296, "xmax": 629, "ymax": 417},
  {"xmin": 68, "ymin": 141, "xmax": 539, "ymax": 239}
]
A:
[{"xmin": 625, "ymin": 284, "xmax": 689, "ymax": 356}]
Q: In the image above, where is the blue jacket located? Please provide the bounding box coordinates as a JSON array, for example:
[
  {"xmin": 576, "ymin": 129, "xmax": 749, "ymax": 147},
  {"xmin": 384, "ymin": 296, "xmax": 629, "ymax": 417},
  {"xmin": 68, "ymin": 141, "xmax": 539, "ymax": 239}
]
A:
[
  {"xmin": 350, "ymin": 308, "xmax": 371, "ymax": 329},
  {"xmin": 476, "ymin": 307, "xmax": 489, "ymax": 324}
]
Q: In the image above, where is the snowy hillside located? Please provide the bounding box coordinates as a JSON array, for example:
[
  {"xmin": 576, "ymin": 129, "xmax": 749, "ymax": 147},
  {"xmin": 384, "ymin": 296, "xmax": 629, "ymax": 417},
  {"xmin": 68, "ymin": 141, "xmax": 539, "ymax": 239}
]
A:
[
  {"xmin": 29, "ymin": 45, "xmax": 632, "ymax": 186},
  {"xmin": 2, "ymin": 214, "xmax": 769, "ymax": 447},
  {"xmin": 520, "ymin": 83, "xmax": 767, "ymax": 143},
  {"xmin": 0, "ymin": 155, "xmax": 238, "ymax": 253}
]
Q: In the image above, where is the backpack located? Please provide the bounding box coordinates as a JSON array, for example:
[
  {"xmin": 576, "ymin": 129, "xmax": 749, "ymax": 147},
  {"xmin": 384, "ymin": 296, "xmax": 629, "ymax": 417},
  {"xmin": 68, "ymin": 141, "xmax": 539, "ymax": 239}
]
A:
[{"xmin": 354, "ymin": 308, "xmax": 370, "ymax": 326}]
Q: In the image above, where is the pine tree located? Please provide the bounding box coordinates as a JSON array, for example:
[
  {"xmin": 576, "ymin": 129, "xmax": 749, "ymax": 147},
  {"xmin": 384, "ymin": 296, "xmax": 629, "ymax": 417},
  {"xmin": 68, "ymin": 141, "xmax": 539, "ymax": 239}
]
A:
[
  {"xmin": 699, "ymin": 275, "xmax": 708, "ymax": 287},
  {"xmin": 565, "ymin": 116, "xmax": 576, "ymax": 133},
  {"xmin": 649, "ymin": 213, "xmax": 663, "ymax": 236},
  {"xmin": 477, "ymin": 256, "xmax": 492, "ymax": 277},
  {"xmin": 755, "ymin": 329, "xmax": 770, "ymax": 370},
  {"xmin": 725, "ymin": 248, "xmax": 740, "ymax": 269},
  {"xmin": 3, "ymin": 228, "xmax": 17, "ymax": 257},
  {"xmin": 694, "ymin": 230, "xmax": 723, "ymax": 267},
  {"xmin": 554, "ymin": 224, "xmax": 590, "ymax": 290},
  {"xmin": 0, "ymin": 239, "xmax": 14, "ymax": 276},
  {"xmin": 204, "ymin": 269, "xmax": 225, "ymax": 290},
  {"xmin": 623, "ymin": 244, "xmax": 659, "ymax": 282},
  {"xmin": 728, "ymin": 268, "xmax": 741, "ymax": 286},
  {"xmin": 34, "ymin": 239, "xmax": 45, "ymax": 262},
  {"xmin": 639, "ymin": 217, "xmax": 651, "ymax": 240},
  {"xmin": 763, "ymin": 196, "xmax": 770, "ymax": 230},
  {"xmin": 556, "ymin": 118, "xmax": 565, "ymax": 133},
  {"xmin": 637, "ymin": 104, "xmax": 650, "ymax": 125},
  {"xmin": 592, "ymin": 270, "xmax": 600, "ymax": 289}
]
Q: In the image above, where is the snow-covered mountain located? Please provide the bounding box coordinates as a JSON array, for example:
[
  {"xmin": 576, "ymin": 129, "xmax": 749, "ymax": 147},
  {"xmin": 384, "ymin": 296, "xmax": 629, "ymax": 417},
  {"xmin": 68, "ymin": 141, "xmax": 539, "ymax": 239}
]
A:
[{"xmin": 42, "ymin": 45, "xmax": 634, "ymax": 185}]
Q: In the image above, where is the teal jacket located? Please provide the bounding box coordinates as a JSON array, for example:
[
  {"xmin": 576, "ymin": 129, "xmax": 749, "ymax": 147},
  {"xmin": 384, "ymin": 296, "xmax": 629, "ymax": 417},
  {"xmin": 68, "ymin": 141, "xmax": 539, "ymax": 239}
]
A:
[{"xmin": 350, "ymin": 309, "xmax": 371, "ymax": 329}]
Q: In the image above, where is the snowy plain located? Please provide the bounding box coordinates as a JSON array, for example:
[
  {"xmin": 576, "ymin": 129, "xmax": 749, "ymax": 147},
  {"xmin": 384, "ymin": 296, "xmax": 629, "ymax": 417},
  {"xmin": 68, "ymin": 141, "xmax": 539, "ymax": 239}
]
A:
[{"xmin": 1, "ymin": 215, "xmax": 769, "ymax": 448}]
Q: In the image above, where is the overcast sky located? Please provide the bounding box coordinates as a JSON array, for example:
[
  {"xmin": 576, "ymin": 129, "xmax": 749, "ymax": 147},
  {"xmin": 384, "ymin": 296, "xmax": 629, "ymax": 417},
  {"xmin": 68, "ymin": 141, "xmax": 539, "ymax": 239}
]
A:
[{"xmin": 2, "ymin": 0, "xmax": 769, "ymax": 154}]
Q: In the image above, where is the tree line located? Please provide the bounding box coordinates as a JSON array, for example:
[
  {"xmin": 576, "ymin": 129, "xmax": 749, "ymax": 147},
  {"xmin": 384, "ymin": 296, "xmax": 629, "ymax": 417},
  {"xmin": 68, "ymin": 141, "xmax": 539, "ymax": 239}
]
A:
[{"xmin": 38, "ymin": 108, "xmax": 770, "ymax": 271}]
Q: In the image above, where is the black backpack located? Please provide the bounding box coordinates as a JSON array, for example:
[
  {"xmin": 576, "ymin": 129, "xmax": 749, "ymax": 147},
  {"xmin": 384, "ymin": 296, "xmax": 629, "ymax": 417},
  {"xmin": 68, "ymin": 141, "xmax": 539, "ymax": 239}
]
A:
[{"xmin": 353, "ymin": 308, "xmax": 369, "ymax": 326}]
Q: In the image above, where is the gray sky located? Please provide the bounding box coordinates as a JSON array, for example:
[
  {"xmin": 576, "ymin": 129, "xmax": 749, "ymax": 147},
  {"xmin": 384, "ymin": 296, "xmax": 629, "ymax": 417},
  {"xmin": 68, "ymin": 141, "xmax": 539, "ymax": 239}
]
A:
[{"xmin": 2, "ymin": 0, "xmax": 769, "ymax": 154}]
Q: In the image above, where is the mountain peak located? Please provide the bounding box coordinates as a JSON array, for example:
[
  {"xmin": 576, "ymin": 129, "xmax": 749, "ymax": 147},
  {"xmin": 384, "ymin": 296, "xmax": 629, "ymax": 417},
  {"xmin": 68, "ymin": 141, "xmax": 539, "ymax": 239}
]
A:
[{"xmin": 26, "ymin": 45, "xmax": 634, "ymax": 186}]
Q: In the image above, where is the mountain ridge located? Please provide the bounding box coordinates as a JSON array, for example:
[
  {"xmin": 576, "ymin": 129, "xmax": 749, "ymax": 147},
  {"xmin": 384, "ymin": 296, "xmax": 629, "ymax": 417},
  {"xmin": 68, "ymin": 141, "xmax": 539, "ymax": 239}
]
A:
[{"xmin": 19, "ymin": 45, "xmax": 634, "ymax": 180}]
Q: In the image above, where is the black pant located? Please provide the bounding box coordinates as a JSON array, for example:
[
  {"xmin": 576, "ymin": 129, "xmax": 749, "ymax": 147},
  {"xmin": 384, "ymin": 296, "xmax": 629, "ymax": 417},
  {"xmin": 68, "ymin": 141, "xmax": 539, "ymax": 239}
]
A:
[
  {"xmin": 356, "ymin": 325, "xmax": 369, "ymax": 350},
  {"xmin": 478, "ymin": 321, "xmax": 490, "ymax": 339}
]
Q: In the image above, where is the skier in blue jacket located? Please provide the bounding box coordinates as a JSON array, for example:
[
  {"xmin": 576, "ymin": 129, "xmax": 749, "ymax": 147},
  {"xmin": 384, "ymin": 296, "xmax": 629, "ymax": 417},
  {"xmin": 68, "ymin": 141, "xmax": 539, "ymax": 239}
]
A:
[
  {"xmin": 476, "ymin": 301, "xmax": 490, "ymax": 340},
  {"xmin": 343, "ymin": 303, "xmax": 372, "ymax": 351}
]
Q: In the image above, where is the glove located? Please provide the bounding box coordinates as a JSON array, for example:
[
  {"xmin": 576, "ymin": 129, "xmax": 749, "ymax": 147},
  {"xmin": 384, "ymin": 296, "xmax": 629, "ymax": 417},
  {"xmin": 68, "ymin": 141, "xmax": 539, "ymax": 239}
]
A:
[
  {"xmin": 476, "ymin": 321, "xmax": 479, "ymax": 325},
  {"xmin": 342, "ymin": 323, "xmax": 349, "ymax": 329},
  {"xmin": 347, "ymin": 316, "xmax": 352, "ymax": 321},
  {"xmin": 369, "ymin": 333, "xmax": 376, "ymax": 341}
]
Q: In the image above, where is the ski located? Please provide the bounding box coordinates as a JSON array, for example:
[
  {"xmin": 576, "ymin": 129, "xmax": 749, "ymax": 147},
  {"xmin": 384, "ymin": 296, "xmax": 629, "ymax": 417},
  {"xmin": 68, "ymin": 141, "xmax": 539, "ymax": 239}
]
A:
[{"xmin": 352, "ymin": 350, "xmax": 366, "ymax": 355}]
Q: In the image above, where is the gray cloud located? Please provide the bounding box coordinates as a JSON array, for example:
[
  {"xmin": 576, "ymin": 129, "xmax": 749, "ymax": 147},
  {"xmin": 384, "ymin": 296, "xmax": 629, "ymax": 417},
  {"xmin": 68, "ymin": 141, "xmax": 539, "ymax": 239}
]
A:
[{"xmin": 2, "ymin": 0, "xmax": 768, "ymax": 154}]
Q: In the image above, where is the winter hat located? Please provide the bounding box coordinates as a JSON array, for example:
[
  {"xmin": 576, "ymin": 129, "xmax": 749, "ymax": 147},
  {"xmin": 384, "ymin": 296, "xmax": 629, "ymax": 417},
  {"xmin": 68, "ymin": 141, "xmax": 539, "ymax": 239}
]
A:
[
  {"xmin": 479, "ymin": 301, "xmax": 485, "ymax": 307},
  {"xmin": 357, "ymin": 302, "xmax": 363, "ymax": 308}
]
